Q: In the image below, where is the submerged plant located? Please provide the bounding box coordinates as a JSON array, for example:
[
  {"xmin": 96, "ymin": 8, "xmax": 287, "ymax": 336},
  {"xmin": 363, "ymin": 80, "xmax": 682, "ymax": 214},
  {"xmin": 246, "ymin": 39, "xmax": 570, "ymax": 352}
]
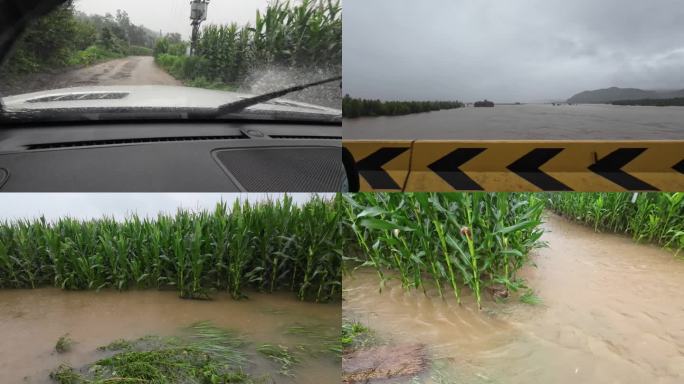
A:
[
  {"xmin": 547, "ymin": 192, "xmax": 684, "ymax": 254},
  {"xmin": 341, "ymin": 319, "xmax": 375, "ymax": 350},
  {"xmin": 52, "ymin": 322, "xmax": 258, "ymax": 384},
  {"xmin": 257, "ymin": 344, "xmax": 300, "ymax": 376},
  {"xmin": 0, "ymin": 195, "xmax": 344, "ymax": 302},
  {"xmin": 344, "ymin": 193, "xmax": 545, "ymax": 308},
  {"xmin": 55, "ymin": 334, "xmax": 73, "ymax": 353}
]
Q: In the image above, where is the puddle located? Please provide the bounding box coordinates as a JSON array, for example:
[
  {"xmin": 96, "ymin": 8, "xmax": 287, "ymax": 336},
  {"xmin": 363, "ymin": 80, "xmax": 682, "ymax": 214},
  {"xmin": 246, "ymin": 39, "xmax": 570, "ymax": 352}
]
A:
[
  {"xmin": 0, "ymin": 289, "xmax": 340, "ymax": 383},
  {"xmin": 343, "ymin": 213, "xmax": 684, "ymax": 384}
]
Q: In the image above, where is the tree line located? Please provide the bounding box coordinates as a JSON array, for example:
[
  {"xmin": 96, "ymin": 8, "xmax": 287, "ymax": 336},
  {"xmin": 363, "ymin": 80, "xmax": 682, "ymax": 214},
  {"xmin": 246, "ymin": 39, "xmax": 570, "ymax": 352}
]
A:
[
  {"xmin": 343, "ymin": 95, "xmax": 464, "ymax": 118},
  {"xmin": 154, "ymin": 0, "xmax": 342, "ymax": 89},
  {"xmin": 611, "ymin": 98, "xmax": 684, "ymax": 107},
  {"xmin": 1, "ymin": 1, "xmax": 157, "ymax": 77}
]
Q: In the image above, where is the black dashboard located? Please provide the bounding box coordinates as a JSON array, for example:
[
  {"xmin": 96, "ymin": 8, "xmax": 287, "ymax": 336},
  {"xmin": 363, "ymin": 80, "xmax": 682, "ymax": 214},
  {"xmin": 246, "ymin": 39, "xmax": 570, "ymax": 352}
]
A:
[{"xmin": 0, "ymin": 120, "xmax": 343, "ymax": 191}]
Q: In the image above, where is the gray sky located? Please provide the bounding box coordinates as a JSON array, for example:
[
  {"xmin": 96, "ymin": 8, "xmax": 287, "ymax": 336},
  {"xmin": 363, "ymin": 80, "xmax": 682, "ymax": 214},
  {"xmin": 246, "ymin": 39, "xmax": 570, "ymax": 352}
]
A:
[
  {"xmin": 343, "ymin": 0, "xmax": 684, "ymax": 103},
  {"xmin": 0, "ymin": 193, "xmax": 330, "ymax": 221},
  {"xmin": 75, "ymin": 0, "xmax": 270, "ymax": 40}
]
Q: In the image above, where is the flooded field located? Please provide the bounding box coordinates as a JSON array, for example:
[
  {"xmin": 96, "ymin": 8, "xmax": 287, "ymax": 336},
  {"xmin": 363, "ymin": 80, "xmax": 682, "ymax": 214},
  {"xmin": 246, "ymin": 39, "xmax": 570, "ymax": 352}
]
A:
[
  {"xmin": 0, "ymin": 289, "xmax": 340, "ymax": 384},
  {"xmin": 343, "ymin": 213, "xmax": 684, "ymax": 384},
  {"xmin": 344, "ymin": 104, "xmax": 684, "ymax": 140}
]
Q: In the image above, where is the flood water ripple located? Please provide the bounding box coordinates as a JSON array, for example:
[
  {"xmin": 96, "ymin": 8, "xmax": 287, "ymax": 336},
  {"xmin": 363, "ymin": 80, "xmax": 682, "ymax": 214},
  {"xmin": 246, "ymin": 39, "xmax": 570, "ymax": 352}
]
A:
[{"xmin": 343, "ymin": 213, "xmax": 684, "ymax": 384}]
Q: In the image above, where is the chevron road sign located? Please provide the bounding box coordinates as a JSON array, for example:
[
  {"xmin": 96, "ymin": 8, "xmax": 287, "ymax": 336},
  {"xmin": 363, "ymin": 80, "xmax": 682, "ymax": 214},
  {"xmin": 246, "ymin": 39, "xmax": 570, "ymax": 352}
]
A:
[{"xmin": 343, "ymin": 141, "xmax": 684, "ymax": 192}]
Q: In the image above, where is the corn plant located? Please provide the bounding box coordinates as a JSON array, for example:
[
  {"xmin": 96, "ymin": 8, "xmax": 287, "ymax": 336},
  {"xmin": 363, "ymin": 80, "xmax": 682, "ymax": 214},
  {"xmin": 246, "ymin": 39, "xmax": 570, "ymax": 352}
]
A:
[
  {"xmin": 158, "ymin": 0, "xmax": 341, "ymax": 86},
  {"xmin": 0, "ymin": 195, "xmax": 344, "ymax": 302},
  {"xmin": 547, "ymin": 192, "xmax": 684, "ymax": 255},
  {"xmin": 344, "ymin": 193, "xmax": 545, "ymax": 309}
]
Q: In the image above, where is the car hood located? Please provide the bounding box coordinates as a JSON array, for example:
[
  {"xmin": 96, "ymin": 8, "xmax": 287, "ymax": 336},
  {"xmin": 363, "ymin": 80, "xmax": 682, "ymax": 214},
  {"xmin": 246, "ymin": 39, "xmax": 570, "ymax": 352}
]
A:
[{"xmin": 1, "ymin": 85, "xmax": 341, "ymax": 121}]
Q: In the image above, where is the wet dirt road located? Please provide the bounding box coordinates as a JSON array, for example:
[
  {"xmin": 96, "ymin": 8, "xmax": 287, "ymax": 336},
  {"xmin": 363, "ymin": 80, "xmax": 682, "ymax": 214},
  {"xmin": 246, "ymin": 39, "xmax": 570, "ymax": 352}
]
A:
[
  {"xmin": 1, "ymin": 56, "xmax": 181, "ymax": 95},
  {"xmin": 343, "ymin": 213, "xmax": 684, "ymax": 384}
]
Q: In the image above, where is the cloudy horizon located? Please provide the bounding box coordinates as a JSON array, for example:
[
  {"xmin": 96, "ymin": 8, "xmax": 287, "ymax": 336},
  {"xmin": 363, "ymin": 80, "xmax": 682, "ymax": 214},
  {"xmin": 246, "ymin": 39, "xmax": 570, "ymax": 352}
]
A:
[{"xmin": 343, "ymin": 0, "xmax": 684, "ymax": 103}]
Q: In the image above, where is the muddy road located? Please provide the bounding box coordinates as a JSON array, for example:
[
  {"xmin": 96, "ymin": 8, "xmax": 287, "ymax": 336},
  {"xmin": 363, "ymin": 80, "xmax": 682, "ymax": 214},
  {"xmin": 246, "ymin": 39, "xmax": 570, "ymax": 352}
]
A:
[
  {"xmin": 343, "ymin": 213, "xmax": 684, "ymax": 384},
  {"xmin": 0, "ymin": 56, "xmax": 181, "ymax": 96}
]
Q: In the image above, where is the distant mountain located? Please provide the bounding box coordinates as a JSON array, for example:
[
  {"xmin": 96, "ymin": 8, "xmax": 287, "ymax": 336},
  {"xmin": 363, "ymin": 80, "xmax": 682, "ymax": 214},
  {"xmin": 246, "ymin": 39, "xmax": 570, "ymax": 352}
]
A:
[{"xmin": 567, "ymin": 87, "xmax": 684, "ymax": 104}]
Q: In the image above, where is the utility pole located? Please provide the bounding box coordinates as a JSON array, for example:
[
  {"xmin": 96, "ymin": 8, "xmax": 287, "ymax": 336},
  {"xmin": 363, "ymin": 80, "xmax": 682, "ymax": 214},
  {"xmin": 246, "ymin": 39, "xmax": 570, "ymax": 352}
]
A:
[{"xmin": 190, "ymin": 0, "xmax": 209, "ymax": 56}]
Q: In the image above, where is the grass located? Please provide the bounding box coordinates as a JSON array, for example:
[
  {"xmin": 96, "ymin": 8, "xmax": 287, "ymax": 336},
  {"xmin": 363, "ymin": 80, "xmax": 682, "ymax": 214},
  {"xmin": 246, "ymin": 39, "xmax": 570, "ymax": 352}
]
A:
[
  {"xmin": 51, "ymin": 322, "xmax": 257, "ymax": 384},
  {"xmin": 285, "ymin": 323, "xmax": 341, "ymax": 358},
  {"xmin": 55, "ymin": 334, "xmax": 73, "ymax": 353},
  {"xmin": 256, "ymin": 344, "xmax": 299, "ymax": 376},
  {"xmin": 547, "ymin": 193, "xmax": 684, "ymax": 255},
  {"xmin": 344, "ymin": 193, "xmax": 545, "ymax": 309},
  {"xmin": 0, "ymin": 195, "xmax": 343, "ymax": 302},
  {"xmin": 341, "ymin": 319, "xmax": 375, "ymax": 350},
  {"xmin": 519, "ymin": 289, "xmax": 543, "ymax": 305}
]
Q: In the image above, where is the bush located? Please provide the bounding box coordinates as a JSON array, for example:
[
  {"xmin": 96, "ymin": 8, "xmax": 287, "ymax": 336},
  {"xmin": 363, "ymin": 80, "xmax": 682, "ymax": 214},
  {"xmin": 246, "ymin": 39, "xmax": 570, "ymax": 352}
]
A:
[
  {"xmin": 128, "ymin": 45, "xmax": 153, "ymax": 56},
  {"xmin": 67, "ymin": 45, "xmax": 123, "ymax": 66}
]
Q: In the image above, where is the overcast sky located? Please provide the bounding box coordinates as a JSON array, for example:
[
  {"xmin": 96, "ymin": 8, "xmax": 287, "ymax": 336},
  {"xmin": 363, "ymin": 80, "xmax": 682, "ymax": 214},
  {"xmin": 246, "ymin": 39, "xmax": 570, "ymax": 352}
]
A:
[
  {"xmin": 75, "ymin": 0, "xmax": 270, "ymax": 40},
  {"xmin": 343, "ymin": 0, "xmax": 684, "ymax": 103},
  {"xmin": 0, "ymin": 193, "xmax": 329, "ymax": 222}
]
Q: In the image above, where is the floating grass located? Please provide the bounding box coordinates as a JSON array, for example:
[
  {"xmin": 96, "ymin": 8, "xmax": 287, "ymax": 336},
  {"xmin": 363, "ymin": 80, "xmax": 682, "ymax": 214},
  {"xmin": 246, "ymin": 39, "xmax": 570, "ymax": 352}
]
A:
[
  {"xmin": 547, "ymin": 193, "xmax": 684, "ymax": 255},
  {"xmin": 344, "ymin": 193, "xmax": 545, "ymax": 309},
  {"xmin": 52, "ymin": 322, "xmax": 256, "ymax": 384},
  {"xmin": 0, "ymin": 195, "xmax": 343, "ymax": 302},
  {"xmin": 257, "ymin": 344, "xmax": 299, "ymax": 376},
  {"xmin": 55, "ymin": 334, "xmax": 73, "ymax": 353}
]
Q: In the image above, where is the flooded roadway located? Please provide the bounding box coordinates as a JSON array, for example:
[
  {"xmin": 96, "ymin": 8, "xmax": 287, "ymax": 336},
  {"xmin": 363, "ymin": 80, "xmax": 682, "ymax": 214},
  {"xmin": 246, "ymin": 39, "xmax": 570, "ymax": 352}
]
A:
[
  {"xmin": 344, "ymin": 104, "xmax": 684, "ymax": 140},
  {"xmin": 343, "ymin": 213, "xmax": 684, "ymax": 384},
  {"xmin": 0, "ymin": 290, "xmax": 340, "ymax": 384}
]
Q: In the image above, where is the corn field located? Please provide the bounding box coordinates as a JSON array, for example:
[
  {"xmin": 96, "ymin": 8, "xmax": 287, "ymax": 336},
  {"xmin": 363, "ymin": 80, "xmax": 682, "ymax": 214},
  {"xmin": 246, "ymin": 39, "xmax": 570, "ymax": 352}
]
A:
[
  {"xmin": 0, "ymin": 195, "xmax": 343, "ymax": 302},
  {"xmin": 157, "ymin": 0, "xmax": 341, "ymax": 85},
  {"xmin": 547, "ymin": 192, "xmax": 684, "ymax": 254},
  {"xmin": 343, "ymin": 193, "xmax": 545, "ymax": 309}
]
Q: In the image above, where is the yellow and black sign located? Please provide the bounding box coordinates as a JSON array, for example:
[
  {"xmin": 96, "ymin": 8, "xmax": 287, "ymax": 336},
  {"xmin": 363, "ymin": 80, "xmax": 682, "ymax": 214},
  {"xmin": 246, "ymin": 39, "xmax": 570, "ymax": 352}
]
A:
[{"xmin": 343, "ymin": 140, "xmax": 684, "ymax": 192}]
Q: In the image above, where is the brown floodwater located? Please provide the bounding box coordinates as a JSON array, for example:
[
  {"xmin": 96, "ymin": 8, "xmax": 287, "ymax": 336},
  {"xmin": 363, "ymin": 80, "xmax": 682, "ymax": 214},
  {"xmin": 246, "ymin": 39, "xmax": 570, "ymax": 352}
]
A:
[
  {"xmin": 344, "ymin": 104, "xmax": 684, "ymax": 140},
  {"xmin": 343, "ymin": 213, "xmax": 684, "ymax": 384},
  {"xmin": 0, "ymin": 289, "xmax": 340, "ymax": 384}
]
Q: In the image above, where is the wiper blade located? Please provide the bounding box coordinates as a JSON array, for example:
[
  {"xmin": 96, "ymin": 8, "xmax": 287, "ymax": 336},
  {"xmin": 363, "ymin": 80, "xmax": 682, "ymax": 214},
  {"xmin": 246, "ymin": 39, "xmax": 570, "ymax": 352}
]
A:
[{"xmin": 214, "ymin": 76, "xmax": 341, "ymax": 117}]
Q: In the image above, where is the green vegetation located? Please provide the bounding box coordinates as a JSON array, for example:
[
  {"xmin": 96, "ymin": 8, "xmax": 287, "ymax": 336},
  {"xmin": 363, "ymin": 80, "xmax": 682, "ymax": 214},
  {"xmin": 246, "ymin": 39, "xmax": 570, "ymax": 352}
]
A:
[
  {"xmin": 343, "ymin": 95, "xmax": 464, "ymax": 118},
  {"xmin": 547, "ymin": 193, "xmax": 684, "ymax": 254},
  {"xmin": 342, "ymin": 319, "xmax": 375, "ymax": 350},
  {"xmin": 611, "ymin": 98, "xmax": 684, "ymax": 106},
  {"xmin": 55, "ymin": 334, "xmax": 73, "ymax": 353},
  {"xmin": 0, "ymin": 195, "xmax": 343, "ymax": 302},
  {"xmin": 1, "ymin": 3, "xmax": 156, "ymax": 78},
  {"xmin": 155, "ymin": 0, "xmax": 341, "ymax": 88},
  {"xmin": 51, "ymin": 322, "xmax": 256, "ymax": 384},
  {"xmin": 257, "ymin": 344, "xmax": 299, "ymax": 376},
  {"xmin": 519, "ymin": 289, "xmax": 543, "ymax": 305},
  {"xmin": 344, "ymin": 193, "xmax": 545, "ymax": 309}
]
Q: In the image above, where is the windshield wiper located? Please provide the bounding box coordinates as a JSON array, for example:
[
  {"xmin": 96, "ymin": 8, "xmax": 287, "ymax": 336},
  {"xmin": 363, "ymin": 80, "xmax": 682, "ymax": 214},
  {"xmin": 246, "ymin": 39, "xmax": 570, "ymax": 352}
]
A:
[{"xmin": 214, "ymin": 75, "xmax": 341, "ymax": 117}]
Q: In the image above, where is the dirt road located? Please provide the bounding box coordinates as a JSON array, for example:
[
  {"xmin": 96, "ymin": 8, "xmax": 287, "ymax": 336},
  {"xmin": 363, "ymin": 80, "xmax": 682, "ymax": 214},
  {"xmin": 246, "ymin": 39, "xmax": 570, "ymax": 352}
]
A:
[{"xmin": 0, "ymin": 56, "xmax": 181, "ymax": 96}]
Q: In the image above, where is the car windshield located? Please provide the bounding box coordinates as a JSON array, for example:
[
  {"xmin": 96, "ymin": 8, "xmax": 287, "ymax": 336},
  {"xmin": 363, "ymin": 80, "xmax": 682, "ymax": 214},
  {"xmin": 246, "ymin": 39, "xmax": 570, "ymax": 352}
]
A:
[{"xmin": 0, "ymin": 0, "xmax": 342, "ymax": 122}]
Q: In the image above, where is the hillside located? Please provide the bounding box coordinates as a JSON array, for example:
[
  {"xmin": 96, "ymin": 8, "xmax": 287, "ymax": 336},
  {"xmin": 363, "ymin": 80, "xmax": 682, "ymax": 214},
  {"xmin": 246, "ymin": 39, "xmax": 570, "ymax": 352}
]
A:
[{"xmin": 567, "ymin": 87, "xmax": 684, "ymax": 104}]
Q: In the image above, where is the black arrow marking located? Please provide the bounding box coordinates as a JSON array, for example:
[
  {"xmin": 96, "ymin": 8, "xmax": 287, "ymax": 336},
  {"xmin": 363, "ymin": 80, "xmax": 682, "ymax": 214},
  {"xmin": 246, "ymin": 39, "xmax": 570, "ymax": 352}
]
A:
[
  {"xmin": 356, "ymin": 147, "xmax": 409, "ymax": 189},
  {"xmin": 428, "ymin": 148, "xmax": 486, "ymax": 190},
  {"xmin": 507, "ymin": 148, "xmax": 572, "ymax": 191},
  {"xmin": 674, "ymin": 159, "xmax": 684, "ymax": 175},
  {"xmin": 588, "ymin": 148, "xmax": 657, "ymax": 191}
]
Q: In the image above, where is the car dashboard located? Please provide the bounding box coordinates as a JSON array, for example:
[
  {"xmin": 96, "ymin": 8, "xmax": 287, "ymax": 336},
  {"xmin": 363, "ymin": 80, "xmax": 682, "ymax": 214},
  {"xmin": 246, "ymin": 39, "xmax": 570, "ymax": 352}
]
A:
[{"xmin": 0, "ymin": 120, "xmax": 343, "ymax": 191}]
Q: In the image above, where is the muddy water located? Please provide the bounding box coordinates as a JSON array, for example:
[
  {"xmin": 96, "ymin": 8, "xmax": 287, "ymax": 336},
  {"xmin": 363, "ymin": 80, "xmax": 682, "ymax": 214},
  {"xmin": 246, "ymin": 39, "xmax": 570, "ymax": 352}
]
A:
[
  {"xmin": 343, "ymin": 213, "xmax": 684, "ymax": 384},
  {"xmin": 344, "ymin": 104, "xmax": 684, "ymax": 140},
  {"xmin": 0, "ymin": 290, "xmax": 340, "ymax": 384}
]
